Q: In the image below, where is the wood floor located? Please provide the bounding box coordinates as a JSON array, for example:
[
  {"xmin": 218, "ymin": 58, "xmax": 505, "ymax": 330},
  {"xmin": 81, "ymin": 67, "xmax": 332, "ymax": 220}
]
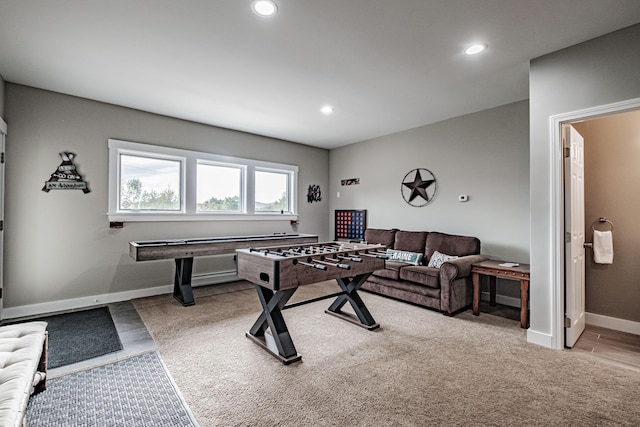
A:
[
  {"xmin": 571, "ymin": 324, "xmax": 640, "ymax": 372},
  {"xmin": 478, "ymin": 301, "xmax": 640, "ymax": 372}
]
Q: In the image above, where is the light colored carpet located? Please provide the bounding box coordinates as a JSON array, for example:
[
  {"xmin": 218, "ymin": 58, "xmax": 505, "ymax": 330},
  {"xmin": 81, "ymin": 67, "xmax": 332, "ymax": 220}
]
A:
[{"xmin": 133, "ymin": 281, "xmax": 640, "ymax": 426}]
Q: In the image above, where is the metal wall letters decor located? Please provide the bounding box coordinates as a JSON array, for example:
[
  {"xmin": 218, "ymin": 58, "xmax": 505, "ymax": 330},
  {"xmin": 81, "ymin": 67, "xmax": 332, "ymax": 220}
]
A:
[
  {"xmin": 401, "ymin": 168, "xmax": 436, "ymax": 207},
  {"xmin": 341, "ymin": 178, "xmax": 360, "ymax": 186},
  {"xmin": 307, "ymin": 184, "xmax": 322, "ymax": 203},
  {"xmin": 42, "ymin": 151, "xmax": 91, "ymax": 193}
]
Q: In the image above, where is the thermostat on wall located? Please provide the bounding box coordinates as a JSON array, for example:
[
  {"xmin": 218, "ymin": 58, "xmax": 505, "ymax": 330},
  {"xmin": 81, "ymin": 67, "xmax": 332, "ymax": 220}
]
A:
[{"xmin": 458, "ymin": 195, "xmax": 469, "ymax": 202}]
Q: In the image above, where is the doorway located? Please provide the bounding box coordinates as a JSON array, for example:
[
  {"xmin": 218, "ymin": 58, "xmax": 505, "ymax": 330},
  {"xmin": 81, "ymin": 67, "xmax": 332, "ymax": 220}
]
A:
[
  {"xmin": 0, "ymin": 118, "xmax": 5, "ymax": 320},
  {"xmin": 560, "ymin": 108, "xmax": 640, "ymax": 370},
  {"xmin": 550, "ymin": 97, "xmax": 640, "ymax": 351}
]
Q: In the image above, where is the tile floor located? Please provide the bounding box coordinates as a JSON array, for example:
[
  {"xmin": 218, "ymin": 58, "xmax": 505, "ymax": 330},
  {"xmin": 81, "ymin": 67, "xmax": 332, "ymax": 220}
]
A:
[{"xmin": 48, "ymin": 301, "xmax": 156, "ymax": 378}]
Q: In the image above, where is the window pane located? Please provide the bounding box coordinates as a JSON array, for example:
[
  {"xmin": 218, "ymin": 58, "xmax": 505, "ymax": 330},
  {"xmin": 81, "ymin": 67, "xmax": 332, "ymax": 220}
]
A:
[
  {"xmin": 120, "ymin": 154, "xmax": 181, "ymax": 211},
  {"xmin": 197, "ymin": 164, "xmax": 242, "ymax": 212},
  {"xmin": 255, "ymin": 170, "xmax": 289, "ymax": 212}
]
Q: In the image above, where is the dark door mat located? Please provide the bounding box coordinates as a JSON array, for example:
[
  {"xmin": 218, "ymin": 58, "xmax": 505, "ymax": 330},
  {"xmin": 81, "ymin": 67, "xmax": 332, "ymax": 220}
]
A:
[{"xmin": 39, "ymin": 306, "xmax": 123, "ymax": 368}]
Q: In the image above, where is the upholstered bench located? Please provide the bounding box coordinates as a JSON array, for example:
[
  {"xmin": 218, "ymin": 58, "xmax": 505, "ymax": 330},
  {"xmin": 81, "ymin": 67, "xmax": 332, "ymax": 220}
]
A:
[{"xmin": 0, "ymin": 321, "xmax": 48, "ymax": 427}]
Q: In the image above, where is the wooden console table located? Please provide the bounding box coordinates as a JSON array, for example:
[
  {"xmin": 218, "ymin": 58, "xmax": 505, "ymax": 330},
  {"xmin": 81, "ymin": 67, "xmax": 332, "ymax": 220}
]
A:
[{"xmin": 471, "ymin": 260, "xmax": 530, "ymax": 329}]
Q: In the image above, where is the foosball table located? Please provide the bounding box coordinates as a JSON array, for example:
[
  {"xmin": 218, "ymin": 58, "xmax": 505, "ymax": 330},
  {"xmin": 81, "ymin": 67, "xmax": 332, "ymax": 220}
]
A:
[{"xmin": 236, "ymin": 241, "xmax": 387, "ymax": 364}]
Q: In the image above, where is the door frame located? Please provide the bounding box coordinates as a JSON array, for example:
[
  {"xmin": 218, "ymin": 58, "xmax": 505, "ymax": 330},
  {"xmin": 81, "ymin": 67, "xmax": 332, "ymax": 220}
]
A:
[
  {"xmin": 0, "ymin": 117, "xmax": 6, "ymax": 320},
  {"xmin": 549, "ymin": 97, "xmax": 640, "ymax": 349}
]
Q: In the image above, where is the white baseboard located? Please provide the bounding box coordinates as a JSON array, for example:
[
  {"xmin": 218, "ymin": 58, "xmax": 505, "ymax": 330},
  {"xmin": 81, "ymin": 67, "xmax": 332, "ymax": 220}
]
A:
[
  {"xmin": 1, "ymin": 270, "xmax": 240, "ymax": 320},
  {"xmin": 480, "ymin": 291, "xmax": 521, "ymax": 308},
  {"xmin": 483, "ymin": 295, "xmax": 640, "ymax": 343},
  {"xmin": 2, "ymin": 285, "xmax": 172, "ymax": 320},
  {"xmin": 586, "ymin": 312, "xmax": 640, "ymax": 336},
  {"xmin": 191, "ymin": 270, "xmax": 238, "ymax": 287},
  {"xmin": 527, "ymin": 328, "xmax": 554, "ymax": 348},
  {"xmin": 482, "ymin": 292, "xmax": 555, "ymax": 348},
  {"xmin": 480, "ymin": 293, "xmax": 640, "ymax": 343}
]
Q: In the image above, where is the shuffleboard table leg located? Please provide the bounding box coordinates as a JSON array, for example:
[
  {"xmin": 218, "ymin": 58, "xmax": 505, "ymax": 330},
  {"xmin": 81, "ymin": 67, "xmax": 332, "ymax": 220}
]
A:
[
  {"xmin": 246, "ymin": 285, "xmax": 301, "ymax": 364},
  {"xmin": 173, "ymin": 257, "xmax": 195, "ymax": 306},
  {"xmin": 325, "ymin": 273, "xmax": 379, "ymax": 330}
]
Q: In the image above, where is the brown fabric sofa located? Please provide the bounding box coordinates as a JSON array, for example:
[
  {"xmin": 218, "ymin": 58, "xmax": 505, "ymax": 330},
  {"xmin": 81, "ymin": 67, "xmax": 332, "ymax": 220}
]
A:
[{"xmin": 361, "ymin": 228, "xmax": 487, "ymax": 316}]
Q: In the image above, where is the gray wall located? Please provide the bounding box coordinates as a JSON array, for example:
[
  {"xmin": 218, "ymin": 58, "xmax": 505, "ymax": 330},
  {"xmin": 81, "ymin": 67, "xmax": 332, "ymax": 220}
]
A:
[
  {"xmin": 329, "ymin": 100, "xmax": 530, "ymax": 275},
  {"xmin": 529, "ymin": 24, "xmax": 640, "ymax": 344},
  {"xmin": 4, "ymin": 84, "xmax": 330, "ymax": 314},
  {"xmin": 0, "ymin": 74, "xmax": 4, "ymax": 118},
  {"xmin": 573, "ymin": 112, "xmax": 640, "ymax": 323}
]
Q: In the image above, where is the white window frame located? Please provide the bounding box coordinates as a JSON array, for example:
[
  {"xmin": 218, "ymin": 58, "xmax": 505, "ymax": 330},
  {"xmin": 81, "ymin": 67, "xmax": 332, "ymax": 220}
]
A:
[
  {"xmin": 254, "ymin": 167, "xmax": 295, "ymax": 213},
  {"xmin": 196, "ymin": 160, "xmax": 245, "ymax": 214},
  {"xmin": 107, "ymin": 139, "xmax": 298, "ymax": 222},
  {"xmin": 118, "ymin": 150, "xmax": 186, "ymax": 213}
]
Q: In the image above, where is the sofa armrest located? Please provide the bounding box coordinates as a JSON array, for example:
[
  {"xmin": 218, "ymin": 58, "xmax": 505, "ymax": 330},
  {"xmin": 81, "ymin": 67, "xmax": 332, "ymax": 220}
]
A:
[
  {"xmin": 440, "ymin": 254, "xmax": 488, "ymax": 282},
  {"xmin": 439, "ymin": 254, "xmax": 488, "ymax": 316}
]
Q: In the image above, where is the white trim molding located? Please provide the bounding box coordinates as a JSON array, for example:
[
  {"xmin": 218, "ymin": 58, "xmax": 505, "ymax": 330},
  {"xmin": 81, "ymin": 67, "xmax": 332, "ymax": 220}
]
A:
[
  {"xmin": 586, "ymin": 312, "xmax": 640, "ymax": 336},
  {"xmin": 549, "ymin": 96, "xmax": 640, "ymax": 350},
  {"xmin": 2, "ymin": 285, "xmax": 172, "ymax": 320},
  {"xmin": 107, "ymin": 138, "xmax": 299, "ymax": 222},
  {"xmin": 1, "ymin": 270, "xmax": 239, "ymax": 320}
]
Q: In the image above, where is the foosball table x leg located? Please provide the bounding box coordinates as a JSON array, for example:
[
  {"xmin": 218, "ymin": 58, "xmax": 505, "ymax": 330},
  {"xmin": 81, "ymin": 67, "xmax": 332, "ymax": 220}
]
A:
[
  {"xmin": 246, "ymin": 285, "xmax": 302, "ymax": 365},
  {"xmin": 325, "ymin": 274, "xmax": 379, "ymax": 330}
]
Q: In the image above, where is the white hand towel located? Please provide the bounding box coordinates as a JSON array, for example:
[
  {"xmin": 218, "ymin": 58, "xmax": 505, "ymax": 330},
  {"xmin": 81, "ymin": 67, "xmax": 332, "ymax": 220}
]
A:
[{"xmin": 593, "ymin": 230, "xmax": 613, "ymax": 264}]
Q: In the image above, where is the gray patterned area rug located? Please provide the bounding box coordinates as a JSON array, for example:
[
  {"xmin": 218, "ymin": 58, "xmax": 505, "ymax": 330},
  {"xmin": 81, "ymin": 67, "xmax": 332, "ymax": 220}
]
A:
[{"xmin": 27, "ymin": 351, "xmax": 200, "ymax": 426}]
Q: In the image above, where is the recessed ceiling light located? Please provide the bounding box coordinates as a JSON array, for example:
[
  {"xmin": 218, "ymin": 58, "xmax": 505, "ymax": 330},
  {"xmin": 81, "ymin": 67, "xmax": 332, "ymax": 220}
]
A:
[
  {"xmin": 252, "ymin": 0, "xmax": 278, "ymax": 17},
  {"xmin": 464, "ymin": 43, "xmax": 488, "ymax": 55},
  {"xmin": 320, "ymin": 105, "xmax": 335, "ymax": 115}
]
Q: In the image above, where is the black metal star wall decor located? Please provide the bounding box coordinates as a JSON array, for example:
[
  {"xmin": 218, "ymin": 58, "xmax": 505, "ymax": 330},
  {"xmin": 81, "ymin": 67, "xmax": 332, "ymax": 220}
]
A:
[{"xmin": 401, "ymin": 168, "xmax": 437, "ymax": 207}]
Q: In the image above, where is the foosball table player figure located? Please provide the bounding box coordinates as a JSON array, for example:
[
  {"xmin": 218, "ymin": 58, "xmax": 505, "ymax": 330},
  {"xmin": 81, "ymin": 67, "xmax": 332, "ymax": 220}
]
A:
[{"xmin": 236, "ymin": 242, "xmax": 387, "ymax": 364}]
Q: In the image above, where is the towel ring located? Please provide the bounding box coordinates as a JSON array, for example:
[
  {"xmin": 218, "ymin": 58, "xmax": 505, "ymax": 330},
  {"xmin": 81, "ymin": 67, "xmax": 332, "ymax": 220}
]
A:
[{"xmin": 591, "ymin": 217, "xmax": 613, "ymax": 232}]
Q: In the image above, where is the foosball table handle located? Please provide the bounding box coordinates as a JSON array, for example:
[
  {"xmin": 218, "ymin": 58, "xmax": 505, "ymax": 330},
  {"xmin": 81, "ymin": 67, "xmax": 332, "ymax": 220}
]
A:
[{"xmin": 292, "ymin": 259, "xmax": 328, "ymax": 270}]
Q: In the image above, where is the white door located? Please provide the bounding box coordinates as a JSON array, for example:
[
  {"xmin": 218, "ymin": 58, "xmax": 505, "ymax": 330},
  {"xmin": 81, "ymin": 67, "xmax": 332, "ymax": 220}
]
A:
[
  {"xmin": 0, "ymin": 119, "xmax": 5, "ymax": 320},
  {"xmin": 564, "ymin": 124, "xmax": 586, "ymax": 347}
]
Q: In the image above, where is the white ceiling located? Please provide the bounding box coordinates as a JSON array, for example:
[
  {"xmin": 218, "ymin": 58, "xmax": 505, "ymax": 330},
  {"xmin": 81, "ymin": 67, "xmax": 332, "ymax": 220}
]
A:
[{"xmin": 1, "ymin": 1, "xmax": 640, "ymax": 149}]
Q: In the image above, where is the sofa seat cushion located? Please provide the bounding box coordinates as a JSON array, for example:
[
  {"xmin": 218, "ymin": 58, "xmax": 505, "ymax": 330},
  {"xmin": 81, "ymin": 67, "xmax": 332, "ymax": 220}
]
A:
[
  {"xmin": 399, "ymin": 265, "xmax": 441, "ymax": 289},
  {"xmin": 377, "ymin": 276, "xmax": 441, "ymax": 298},
  {"xmin": 362, "ymin": 277, "xmax": 441, "ymax": 305},
  {"xmin": 371, "ymin": 260, "xmax": 407, "ymax": 280}
]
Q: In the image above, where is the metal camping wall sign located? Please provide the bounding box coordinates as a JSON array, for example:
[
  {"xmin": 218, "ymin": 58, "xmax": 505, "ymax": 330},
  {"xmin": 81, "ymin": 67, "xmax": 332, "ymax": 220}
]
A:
[{"xmin": 42, "ymin": 152, "xmax": 91, "ymax": 194}]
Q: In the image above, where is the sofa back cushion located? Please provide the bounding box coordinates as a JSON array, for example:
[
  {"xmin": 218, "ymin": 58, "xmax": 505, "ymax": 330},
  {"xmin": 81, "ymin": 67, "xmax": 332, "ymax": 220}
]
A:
[
  {"xmin": 364, "ymin": 228, "xmax": 398, "ymax": 248},
  {"xmin": 394, "ymin": 230, "xmax": 428, "ymax": 254},
  {"xmin": 424, "ymin": 231, "xmax": 480, "ymax": 262}
]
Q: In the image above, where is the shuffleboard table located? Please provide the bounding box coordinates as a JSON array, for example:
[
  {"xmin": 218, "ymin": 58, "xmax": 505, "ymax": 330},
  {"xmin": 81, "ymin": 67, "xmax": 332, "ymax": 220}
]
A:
[{"xmin": 129, "ymin": 233, "xmax": 318, "ymax": 306}]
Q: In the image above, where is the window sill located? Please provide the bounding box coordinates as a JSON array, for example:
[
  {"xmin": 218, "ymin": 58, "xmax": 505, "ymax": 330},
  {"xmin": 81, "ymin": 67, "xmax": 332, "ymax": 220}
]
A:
[{"xmin": 106, "ymin": 212, "xmax": 299, "ymax": 222}]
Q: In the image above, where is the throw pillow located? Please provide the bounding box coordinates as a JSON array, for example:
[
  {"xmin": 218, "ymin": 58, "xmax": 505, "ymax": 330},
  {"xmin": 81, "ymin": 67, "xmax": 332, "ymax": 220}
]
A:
[
  {"xmin": 386, "ymin": 249, "xmax": 424, "ymax": 265},
  {"xmin": 427, "ymin": 250, "xmax": 459, "ymax": 268}
]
